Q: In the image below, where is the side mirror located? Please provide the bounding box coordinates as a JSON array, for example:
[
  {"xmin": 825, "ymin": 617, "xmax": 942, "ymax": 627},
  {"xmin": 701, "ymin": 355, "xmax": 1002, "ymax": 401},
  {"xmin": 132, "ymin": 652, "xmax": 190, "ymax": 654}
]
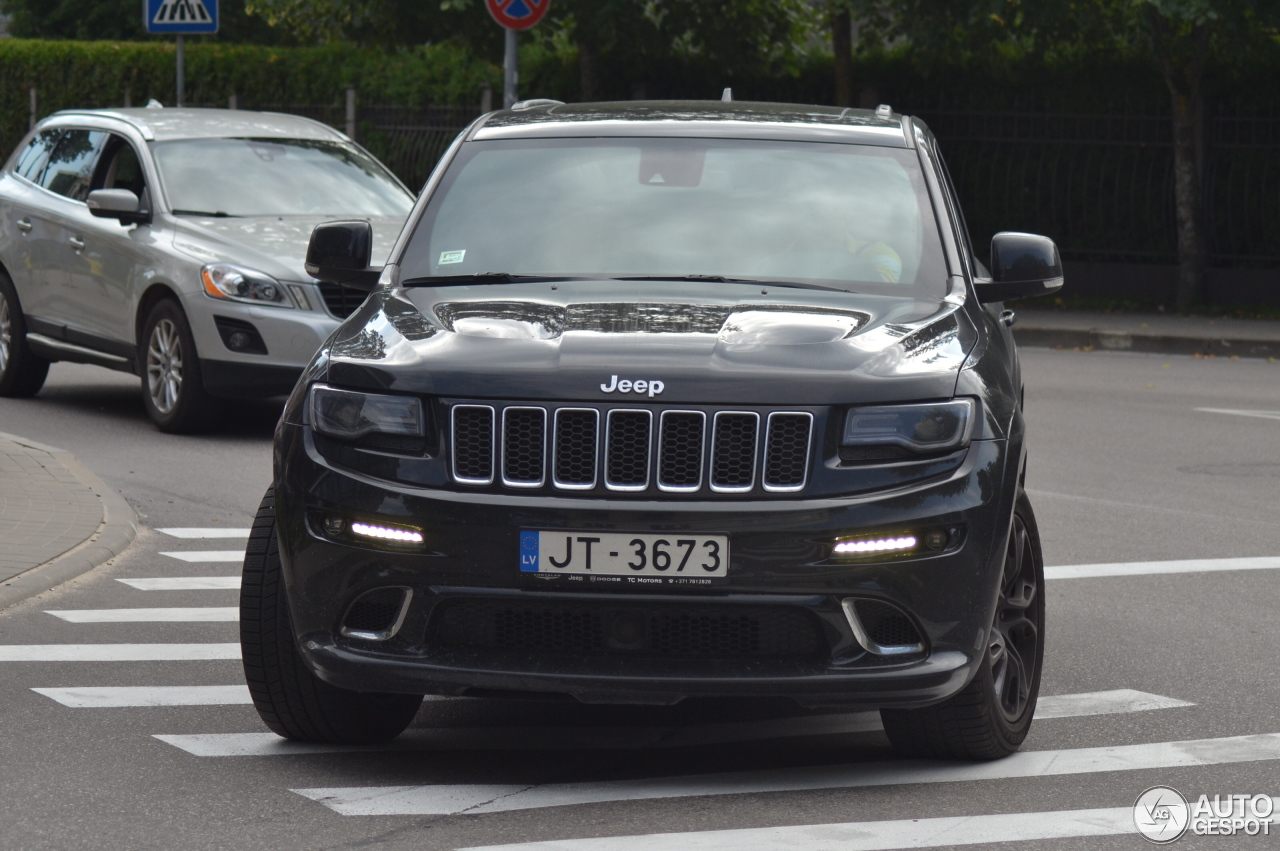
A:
[
  {"xmin": 305, "ymin": 220, "xmax": 382, "ymax": 292},
  {"xmin": 87, "ymin": 188, "xmax": 148, "ymax": 224},
  {"xmin": 976, "ymin": 232, "xmax": 1064, "ymax": 303}
]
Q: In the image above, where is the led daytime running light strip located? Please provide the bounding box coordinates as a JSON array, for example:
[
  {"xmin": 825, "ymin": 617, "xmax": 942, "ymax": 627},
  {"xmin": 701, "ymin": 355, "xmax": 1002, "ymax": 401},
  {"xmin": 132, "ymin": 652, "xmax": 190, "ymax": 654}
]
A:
[
  {"xmin": 833, "ymin": 535, "xmax": 918, "ymax": 554},
  {"xmin": 349, "ymin": 522, "xmax": 424, "ymax": 544}
]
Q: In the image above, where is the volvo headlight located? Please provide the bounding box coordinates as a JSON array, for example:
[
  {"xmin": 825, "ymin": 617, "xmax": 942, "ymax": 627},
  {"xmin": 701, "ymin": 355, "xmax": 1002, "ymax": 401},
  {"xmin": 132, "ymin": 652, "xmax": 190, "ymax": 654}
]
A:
[
  {"xmin": 201, "ymin": 263, "xmax": 294, "ymax": 308},
  {"xmin": 310, "ymin": 385, "xmax": 424, "ymax": 440},
  {"xmin": 842, "ymin": 399, "xmax": 974, "ymax": 454}
]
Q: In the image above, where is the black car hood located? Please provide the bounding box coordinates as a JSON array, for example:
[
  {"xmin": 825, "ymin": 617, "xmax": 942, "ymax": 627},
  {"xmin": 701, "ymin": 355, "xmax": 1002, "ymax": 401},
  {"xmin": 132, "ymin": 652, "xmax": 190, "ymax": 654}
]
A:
[{"xmin": 324, "ymin": 281, "xmax": 974, "ymax": 405}]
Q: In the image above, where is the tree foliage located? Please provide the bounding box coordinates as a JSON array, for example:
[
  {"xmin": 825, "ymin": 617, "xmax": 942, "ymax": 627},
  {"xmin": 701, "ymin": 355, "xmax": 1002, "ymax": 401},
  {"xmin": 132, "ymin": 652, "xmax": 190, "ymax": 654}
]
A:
[{"xmin": 0, "ymin": 0, "xmax": 288, "ymax": 43}]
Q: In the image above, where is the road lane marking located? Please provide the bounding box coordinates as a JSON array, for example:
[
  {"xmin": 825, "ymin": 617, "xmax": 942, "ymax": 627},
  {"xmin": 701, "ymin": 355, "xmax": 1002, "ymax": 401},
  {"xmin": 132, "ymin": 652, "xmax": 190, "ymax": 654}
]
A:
[
  {"xmin": 33, "ymin": 686, "xmax": 252, "ymax": 707},
  {"xmin": 157, "ymin": 528, "xmax": 251, "ymax": 538},
  {"xmin": 160, "ymin": 551, "xmax": 244, "ymax": 563},
  {"xmin": 156, "ymin": 690, "xmax": 1190, "ymax": 757},
  {"xmin": 0, "ymin": 644, "xmax": 241, "ymax": 662},
  {"xmin": 1195, "ymin": 407, "xmax": 1280, "ymax": 422},
  {"xmin": 45, "ymin": 607, "xmax": 239, "ymax": 623},
  {"xmin": 292, "ymin": 732, "xmax": 1280, "ymax": 815},
  {"xmin": 1046, "ymin": 555, "xmax": 1280, "ymax": 580},
  {"xmin": 458, "ymin": 800, "xmax": 1280, "ymax": 851},
  {"xmin": 116, "ymin": 577, "xmax": 240, "ymax": 591}
]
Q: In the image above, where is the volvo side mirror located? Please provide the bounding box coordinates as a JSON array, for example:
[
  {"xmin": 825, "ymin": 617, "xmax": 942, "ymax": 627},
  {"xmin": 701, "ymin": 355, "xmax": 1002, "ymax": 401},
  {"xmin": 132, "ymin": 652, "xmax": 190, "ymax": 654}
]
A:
[
  {"xmin": 87, "ymin": 188, "xmax": 148, "ymax": 224},
  {"xmin": 976, "ymin": 232, "xmax": 1063, "ymax": 303},
  {"xmin": 305, "ymin": 220, "xmax": 382, "ymax": 291}
]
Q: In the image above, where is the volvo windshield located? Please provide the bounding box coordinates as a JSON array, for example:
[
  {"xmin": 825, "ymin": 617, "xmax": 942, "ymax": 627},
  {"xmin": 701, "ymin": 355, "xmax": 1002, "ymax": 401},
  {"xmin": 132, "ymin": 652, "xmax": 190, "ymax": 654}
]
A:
[
  {"xmin": 399, "ymin": 138, "xmax": 948, "ymax": 296},
  {"xmin": 153, "ymin": 137, "xmax": 415, "ymax": 218}
]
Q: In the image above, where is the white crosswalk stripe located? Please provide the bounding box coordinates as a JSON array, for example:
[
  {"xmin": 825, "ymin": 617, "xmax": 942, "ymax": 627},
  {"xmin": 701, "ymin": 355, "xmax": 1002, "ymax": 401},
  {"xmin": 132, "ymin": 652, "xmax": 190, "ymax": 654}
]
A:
[
  {"xmin": 154, "ymin": 690, "xmax": 1191, "ymax": 757},
  {"xmin": 46, "ymin": 607, "xmax": 239, "ymax": 623},
  {"xmin": 160, "ymin": 550, "xmax": 245, "ymax": 563},
  {"xmin": 33, "ymin": 686, "xmax": 252, "ymax": 707},
  {"xmin": 116, "ymin": 577, "xmax": 240, "ymax": 591},
  {"xmin": 293, "ymin": 732, "xmax": 1280, "ymax": 816},
  {"xmin": 0, "ymin": 644, "xmax": 241, "ymax": 661},
  {"xmin": 1047, "ymin": 555, "xmax": 1280, "ymax": 580},
  {"xmin": 157, "ymin": 528, "xmax": 251, "ymax": 539},
  {"xmin": 458, "ymin": 799, "xmax": 1280, "ymax": 851}
]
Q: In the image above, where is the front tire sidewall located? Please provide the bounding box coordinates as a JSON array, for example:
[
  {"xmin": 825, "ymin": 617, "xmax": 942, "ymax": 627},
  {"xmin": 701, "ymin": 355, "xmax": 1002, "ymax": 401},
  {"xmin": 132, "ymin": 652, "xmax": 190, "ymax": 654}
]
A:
[
  {"xmin": 140, "ymin": 299, "xmax": 214, "ymax": 433},
  {"xmin": 0, "ymin": 272, "xmax": 50, "ymax": 398}
]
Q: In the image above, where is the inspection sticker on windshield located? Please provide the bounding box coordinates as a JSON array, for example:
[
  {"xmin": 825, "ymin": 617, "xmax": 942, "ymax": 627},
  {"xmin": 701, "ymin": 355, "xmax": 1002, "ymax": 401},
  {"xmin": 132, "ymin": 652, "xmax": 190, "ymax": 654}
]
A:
[
  {"xmin": 520, "ymin": 530, "xmax": 728, "ymax": 586},
  {"xmin": 438, "ymin": 249, "xmax": 466, "ymax": 265}
]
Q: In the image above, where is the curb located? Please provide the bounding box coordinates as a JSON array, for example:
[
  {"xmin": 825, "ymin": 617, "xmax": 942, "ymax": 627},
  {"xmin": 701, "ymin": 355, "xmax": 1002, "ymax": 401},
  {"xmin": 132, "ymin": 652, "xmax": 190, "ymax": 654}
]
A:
[
  {"xmin": 0, "ymin": 432, "xmax": 137, "ymax": 611},
  {"xmin": 1013, "ymin": 327, "xmax": 1280, "ymax": 359}
]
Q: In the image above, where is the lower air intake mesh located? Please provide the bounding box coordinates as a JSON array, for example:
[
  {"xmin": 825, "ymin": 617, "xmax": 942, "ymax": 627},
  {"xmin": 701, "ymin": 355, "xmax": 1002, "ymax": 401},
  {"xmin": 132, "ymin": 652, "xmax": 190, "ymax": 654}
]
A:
[
  {"xmin": 430, "ymin": 599, "xmax": 825, "ymax": 658},
  {"xmin": 853, "ymin": 599, "xmax": 924, "ymax": 649}
]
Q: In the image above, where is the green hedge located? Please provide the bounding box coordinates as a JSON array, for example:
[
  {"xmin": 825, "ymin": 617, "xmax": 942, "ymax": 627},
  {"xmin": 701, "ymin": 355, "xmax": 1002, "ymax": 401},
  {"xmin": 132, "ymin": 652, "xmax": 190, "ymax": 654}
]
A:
[{"xmin": 0, "ymin": 39, "xmax": 499, "ymax": 154}]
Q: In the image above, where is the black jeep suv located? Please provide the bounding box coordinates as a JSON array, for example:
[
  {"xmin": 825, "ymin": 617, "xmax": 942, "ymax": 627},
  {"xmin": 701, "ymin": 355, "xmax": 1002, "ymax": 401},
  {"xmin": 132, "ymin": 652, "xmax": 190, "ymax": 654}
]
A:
[{"xmin": 240, "ymin": 100, "xmax": 1062, "ymax": 760}]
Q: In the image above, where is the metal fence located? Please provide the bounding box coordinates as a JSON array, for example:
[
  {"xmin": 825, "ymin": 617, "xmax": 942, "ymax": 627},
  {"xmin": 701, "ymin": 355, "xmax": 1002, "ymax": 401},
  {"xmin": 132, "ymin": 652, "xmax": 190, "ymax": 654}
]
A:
[{"xmin": 921, "ymin": 107, "xmax": 1280, "ymax": 268}]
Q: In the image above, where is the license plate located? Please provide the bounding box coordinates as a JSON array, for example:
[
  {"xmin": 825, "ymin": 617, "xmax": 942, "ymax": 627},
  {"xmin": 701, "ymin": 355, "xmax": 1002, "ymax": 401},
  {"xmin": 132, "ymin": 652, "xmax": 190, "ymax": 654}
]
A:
[{"xmin": 520, "ymin": 531, "xmax": 729, "ymax": 580}]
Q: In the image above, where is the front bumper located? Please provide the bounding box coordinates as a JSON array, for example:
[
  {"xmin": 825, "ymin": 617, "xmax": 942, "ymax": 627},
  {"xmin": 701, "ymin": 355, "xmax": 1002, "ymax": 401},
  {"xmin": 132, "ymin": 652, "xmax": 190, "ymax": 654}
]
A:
[{"xmin": 274, "ymin": 422, "xmax": 1019, "ymax": 709}]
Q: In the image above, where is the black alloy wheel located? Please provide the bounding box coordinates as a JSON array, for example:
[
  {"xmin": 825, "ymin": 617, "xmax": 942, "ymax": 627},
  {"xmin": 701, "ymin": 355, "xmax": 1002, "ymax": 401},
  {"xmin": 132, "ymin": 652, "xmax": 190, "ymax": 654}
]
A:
[
  {"xmin": 139, "ymin": 298, "xmax": 218, "ymax": 433},
  {"xmin": 0, "ymin": 271, "xmax": 50, "ymax": 397},
  {"xmin": 880, "ymin": 491, "xmax": 1045, "ymax": 760},
  {"xmin": 239, "ymin": 488, "xmax": 424, "ymax": 744}
]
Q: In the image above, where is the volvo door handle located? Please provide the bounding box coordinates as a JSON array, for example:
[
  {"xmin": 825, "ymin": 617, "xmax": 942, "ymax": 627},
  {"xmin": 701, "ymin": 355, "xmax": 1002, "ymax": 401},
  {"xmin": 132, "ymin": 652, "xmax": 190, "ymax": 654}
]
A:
[
  {"xmin": 1000, "ymin": 309, "xmax": 1017, "ymax": 328},
  {"xmin": 16, "ymin": 218, "xmax": 32, "ymax": 233},
  {"xmin": 68, "ymin": 236, "xmax": 85, "ymax": 251}
]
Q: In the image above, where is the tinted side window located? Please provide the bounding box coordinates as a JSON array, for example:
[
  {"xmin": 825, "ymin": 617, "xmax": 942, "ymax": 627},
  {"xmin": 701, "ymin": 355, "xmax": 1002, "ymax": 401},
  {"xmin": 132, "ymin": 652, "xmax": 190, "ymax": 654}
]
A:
[
  {"xmin": 40, "ymin": 130, "xmax": 106, "ymax": 202},
  {"xmin": 13, "ymin": 130, "xmax": 61, "ymax": 183},
  {"xmin": 92, "ymin": 135, "xmax": 147, "ymax": 199}
]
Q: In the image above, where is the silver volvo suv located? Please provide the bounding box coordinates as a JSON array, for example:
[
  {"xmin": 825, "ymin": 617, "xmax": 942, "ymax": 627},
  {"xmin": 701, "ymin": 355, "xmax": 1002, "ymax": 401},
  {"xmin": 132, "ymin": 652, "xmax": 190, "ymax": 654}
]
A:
[{"xmin": 0, "ymin": 107, "xmax": 415, "ymax": 432}]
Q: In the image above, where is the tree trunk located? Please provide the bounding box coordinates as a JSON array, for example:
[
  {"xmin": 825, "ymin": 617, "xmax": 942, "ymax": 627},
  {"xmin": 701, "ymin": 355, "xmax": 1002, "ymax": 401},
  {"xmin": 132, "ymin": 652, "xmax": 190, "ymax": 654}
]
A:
[
  {"xmin": 578, "ymin": 11, "xmax": 601, "ymax": 103},
  {"xmin": 1149, "ymin": 15, "xmax": 1209, "ymax": 310},
  {"xmin": 831, "ymin": 2, "xmax": 853, "ymax": 107}
]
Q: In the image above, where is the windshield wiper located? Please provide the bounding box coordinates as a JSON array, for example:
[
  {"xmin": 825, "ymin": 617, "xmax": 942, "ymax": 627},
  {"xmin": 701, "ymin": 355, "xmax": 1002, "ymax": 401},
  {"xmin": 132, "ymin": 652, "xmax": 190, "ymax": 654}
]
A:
[
  {"xmin": 613, "ymin": 274, "xmax": 857, "ymax": 293},
  {"xmin": 402, "ymin": 273, "xmax": 589, "ymax": 286},
  {"xmin": 170, "ymin": 209, "xmax": 238, "ymax": 218}
]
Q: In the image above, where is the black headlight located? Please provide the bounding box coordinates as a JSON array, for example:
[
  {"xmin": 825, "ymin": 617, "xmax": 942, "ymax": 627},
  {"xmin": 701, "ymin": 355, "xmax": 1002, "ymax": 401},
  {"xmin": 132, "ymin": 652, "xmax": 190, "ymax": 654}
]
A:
[
  {"xmin": 842, "ymin": 399, "xmax": 974, "ymax": 456},
  {"xmin": 309, "ymin": 385, "xmax": 424, "ymax": 441}
]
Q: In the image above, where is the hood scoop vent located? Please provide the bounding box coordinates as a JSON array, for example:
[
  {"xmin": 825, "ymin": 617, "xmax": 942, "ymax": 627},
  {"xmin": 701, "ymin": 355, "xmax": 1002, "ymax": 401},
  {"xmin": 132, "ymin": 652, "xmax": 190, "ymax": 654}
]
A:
[{"xmin": 432, "ymin": 300, "xmax": 868, "ymax": 344}]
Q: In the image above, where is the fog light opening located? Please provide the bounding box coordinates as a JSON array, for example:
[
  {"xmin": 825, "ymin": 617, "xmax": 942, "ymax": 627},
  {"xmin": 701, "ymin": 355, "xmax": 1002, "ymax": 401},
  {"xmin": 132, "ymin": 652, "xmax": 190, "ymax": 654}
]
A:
[
  {"xmin": 349, "ymin": 521, "xmax": 424, "ymax": 545},
  {"xmin": 323, "ymin": 516, "xmax": 345, "ymax": 535},
  {"xmin": 923, "ymin": 528, "xmax": 948, "ymax": 550}
]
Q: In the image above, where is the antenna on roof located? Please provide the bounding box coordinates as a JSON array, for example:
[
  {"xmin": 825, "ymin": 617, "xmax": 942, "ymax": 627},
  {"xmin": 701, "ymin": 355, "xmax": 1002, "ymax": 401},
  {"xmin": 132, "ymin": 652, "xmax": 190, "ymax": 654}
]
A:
[
  {"xmin": 875, "ymin": 104, "xmax": 893, "ymax": 118},
  {"xmin": 721, "ymin": 88, "xmax": 733, "ymax": 103}
]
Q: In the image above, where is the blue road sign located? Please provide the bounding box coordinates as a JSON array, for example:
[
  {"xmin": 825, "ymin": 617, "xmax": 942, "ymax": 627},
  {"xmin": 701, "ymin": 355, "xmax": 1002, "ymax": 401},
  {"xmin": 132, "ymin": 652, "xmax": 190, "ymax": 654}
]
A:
[{"xmin": 145, "ymin": 0, "xmax": 219, "ymax": 34}]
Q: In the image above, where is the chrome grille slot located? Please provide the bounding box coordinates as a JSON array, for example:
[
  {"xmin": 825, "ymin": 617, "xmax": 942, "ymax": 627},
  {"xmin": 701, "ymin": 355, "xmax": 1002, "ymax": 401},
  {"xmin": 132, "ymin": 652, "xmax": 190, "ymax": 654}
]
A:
[
  {"xmin": 710, "ymin": 412, "xmax": 759, "ymax": 492},
  {"xmin": 605, "ymin": 409, "xmax": 652, "ymax": 491},
  {"xmin": 657, "ymin": 411, "xmax": 705, "ymax": 492},
  {"xmin": 451, "ymin": 405, "xmax": 495, "ymax": 484},
  {"xmin": 502, "ymin": 407, "xmax": 547, "ymax": 487},
  {"xmin": 553, "ymin": 408, "xmax": 599, "ymax": 489},
  {"xmin": 763, "ymin": 412, "xmax": 814, "ymax": 492}
]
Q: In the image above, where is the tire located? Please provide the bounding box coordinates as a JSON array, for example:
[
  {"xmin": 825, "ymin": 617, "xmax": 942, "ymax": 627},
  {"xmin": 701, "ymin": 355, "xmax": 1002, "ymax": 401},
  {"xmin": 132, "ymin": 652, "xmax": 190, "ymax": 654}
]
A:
[
  {"xmin": 0, "ymin": 271, "xmax": 50, "ymax": 397},
  {"xmin": 880, "ymin": 491, "xmax": 1045, "ymax": 760},
  {"xmin": 139, "ymin": 298, "xmax": 218, "ymax": 433},
  {"xmin": 239, "ymin": 487, "xmax": 424, "ymax": 744}
]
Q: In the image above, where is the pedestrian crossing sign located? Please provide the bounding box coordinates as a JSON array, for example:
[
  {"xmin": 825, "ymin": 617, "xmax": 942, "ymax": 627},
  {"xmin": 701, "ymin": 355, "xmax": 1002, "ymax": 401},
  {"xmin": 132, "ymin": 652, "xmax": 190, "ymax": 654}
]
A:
[{"xmin": 144, "ymin": 0, "xmax": 218, "ymax": 34}]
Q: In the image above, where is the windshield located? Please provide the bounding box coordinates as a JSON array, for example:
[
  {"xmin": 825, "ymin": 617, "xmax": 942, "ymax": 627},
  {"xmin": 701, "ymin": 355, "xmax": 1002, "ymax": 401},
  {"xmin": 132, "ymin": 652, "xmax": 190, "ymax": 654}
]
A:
[
  {"xmin": 152, "ymin": 138, "xmax": 415, "ymax": 218},
  {"xmin": 399, "ymin": 138, "xmax": 948, "ymax": 295}
]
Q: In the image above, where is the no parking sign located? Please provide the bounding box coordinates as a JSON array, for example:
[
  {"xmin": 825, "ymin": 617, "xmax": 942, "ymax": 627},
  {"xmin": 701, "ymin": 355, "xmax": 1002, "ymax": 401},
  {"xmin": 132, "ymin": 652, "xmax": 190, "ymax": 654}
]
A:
[{"xmin": 486, "ymin": 0, "xmax": 550, "ymax": 31}]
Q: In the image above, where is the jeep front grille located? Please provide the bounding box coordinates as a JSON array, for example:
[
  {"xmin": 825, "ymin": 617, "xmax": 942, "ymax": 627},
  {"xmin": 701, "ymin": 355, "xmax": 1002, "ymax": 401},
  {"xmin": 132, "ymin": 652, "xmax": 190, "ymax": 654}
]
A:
[{"xmin": 450, "ymin": 403, "xmax": 814, "ymax": 495}]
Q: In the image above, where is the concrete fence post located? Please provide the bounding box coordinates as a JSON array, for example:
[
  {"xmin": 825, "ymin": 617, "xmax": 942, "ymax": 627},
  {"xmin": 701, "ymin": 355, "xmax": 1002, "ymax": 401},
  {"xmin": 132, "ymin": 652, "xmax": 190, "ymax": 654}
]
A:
[
  {"xmin": 345, "ymin": 85, "xmax": 357, "ymax": 141},
  {"xmin": 481, "ymin": 84, "xmax": 493, "ymax": 113},
  {"xmin": 124, "ymin": 85, "xmax": 132, "ymax": 108},
  {"xmin": 229, "ymin": 93, "xmax": 238, "ymax": 110},
  {"xmin": 29, "ymin": 87, "xmax": 36, "ymax": 131}
]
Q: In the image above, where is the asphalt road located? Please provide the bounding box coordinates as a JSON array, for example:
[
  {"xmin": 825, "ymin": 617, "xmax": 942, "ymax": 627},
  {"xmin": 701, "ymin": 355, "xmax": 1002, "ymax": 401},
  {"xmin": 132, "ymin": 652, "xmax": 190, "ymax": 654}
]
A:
[{"xmin": 0, "ymin": 349, "xmax": 1278, "ymax": 850}]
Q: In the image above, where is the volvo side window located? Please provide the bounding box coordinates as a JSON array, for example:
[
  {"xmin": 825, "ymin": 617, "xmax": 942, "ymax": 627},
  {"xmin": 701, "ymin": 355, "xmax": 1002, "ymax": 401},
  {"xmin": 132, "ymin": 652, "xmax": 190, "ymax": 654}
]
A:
[
  {"xmin": 12, "ymin": 129, "xmax": 61, "ymax": 183},
  {"xmin": 40, "ymin": 129, "xmax": 107, "ymax": 202},
  {"xmin": 92, "ymin": 134, "xmax": 149, "ymax": 205}
]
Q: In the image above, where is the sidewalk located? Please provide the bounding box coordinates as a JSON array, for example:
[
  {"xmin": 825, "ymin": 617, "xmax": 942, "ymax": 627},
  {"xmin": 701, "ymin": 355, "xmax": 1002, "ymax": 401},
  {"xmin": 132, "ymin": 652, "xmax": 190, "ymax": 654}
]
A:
[
  {"xmin": 1012, "ymin": 308, "xmax": 1280, "ymax": 359},
  {"xmin": 0, "ymin": 432, "xmax": 136, "ymax": 609}
]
